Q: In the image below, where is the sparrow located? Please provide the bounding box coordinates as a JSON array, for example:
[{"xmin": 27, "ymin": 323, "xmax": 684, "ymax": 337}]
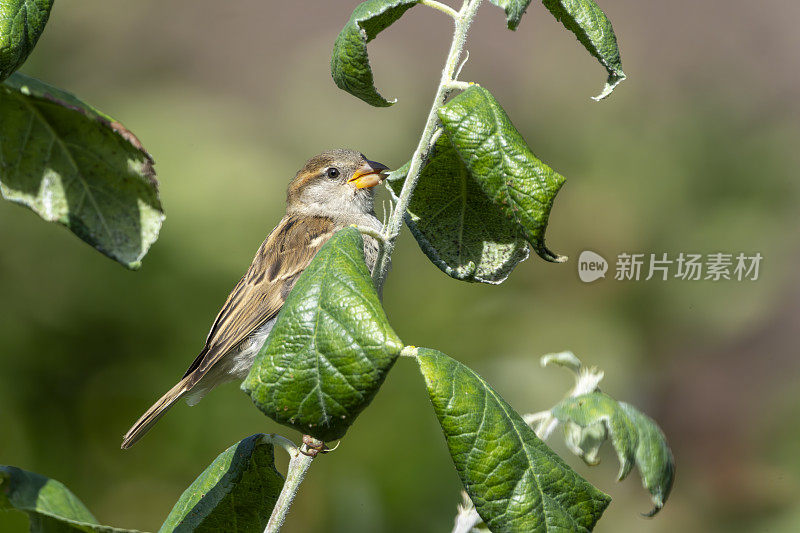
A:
[{"xmin": 121, "ymin": 149, "xmax": 389, "ymax": 449}]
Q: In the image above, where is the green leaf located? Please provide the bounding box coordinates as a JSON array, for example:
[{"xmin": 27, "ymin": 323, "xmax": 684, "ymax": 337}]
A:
[
  {"xmin": 551, "ymin": 393, "xmax": 675, "ymax": 516},
  {"xmin": 0, "ymin": 73, "xmax": 164, "ymax": 269},
  {"xmin": 330, "ymin": 0, "xmax": 418, "ymax": 107},
  {"xmin": 0, "ymin": 0, "xmax": 54, "ymax": 81},
  {"xmin": 0, "ymin": 465, "xmax": 139, "ymax": 532},
  {"xmin": 439, "ymin": 86, "xmax": 566, "ymax": 263},
  {"xmin": 242, "ymin": 228, "xmax": 403, "ymax": 442},
  {"xmin": 159, "ymin": 434, "xmax": 285, "ymax": 533},
  {"xmin": 550, "ymin": 392, "xmax": 637, "ymax": 480},
  {"xmin": 387, "ymin": 136, "xmax": 529, "ymax": 284},
  {"xmin": 541, "ymin": 0, "xmax": 625, "ymax": 100},
  {"xmin": 487, "ymin": 0, "xmax": 533, "ymax": 30},
  {"xmin": 618, "ymin": 402, "xmax": 675, "ymax": 516},
  {"xmin": 416, "ymin": 348, "xmax": 610, "ymax": 532}
]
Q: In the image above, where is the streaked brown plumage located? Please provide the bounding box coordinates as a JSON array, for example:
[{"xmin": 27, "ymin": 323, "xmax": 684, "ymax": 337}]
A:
[{"xmin": 121, "ymin": 150, "xmax": 388, "ymax": 449}]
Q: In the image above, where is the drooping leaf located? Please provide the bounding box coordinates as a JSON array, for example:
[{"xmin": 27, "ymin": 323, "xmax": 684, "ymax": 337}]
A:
[
  {"xmin": 0, "ymin": 0, "xmax": 54, "ymax": 81},
  {"xmin": 439, "ymin": 86, "xmax": 566, "ymax": 263},
  {"xmin": 618, "ymin": 402, "xmax": 675, "ymax": 516},
  {"xmin": 487, "ymin": 0, "xmax": 533, "ymax": 30},
  {"xmin": 159, "ymin": 434, "xmax": 285, "ymax": 532},
  {"xmin": 0, "ymin": 73, "xmax": 164, "ymax": 269},
  {"xmin": 0, "ymin": 465, "xmax": 139, "ymax": 532},
  {"xmin": 541, "ymin": 0, "xmax": 625, "ymax": 99},
  {"xmin": 387, "ymin": 136, "xmax": 529, "ymax": 284},
  {"xmin": 551, "ymin": 393, "xmax": 675, "ymax": 516},
  {"xmin": 242, "ymin": 228, "xmax": 403, "ymax": 442},
  {"xmin": 416, "ymin": 348, "xmax": 610, "ymax": 532},
  {"xmin": 331, "ymin": 0, "xmax": 418, "ymax": 107}
]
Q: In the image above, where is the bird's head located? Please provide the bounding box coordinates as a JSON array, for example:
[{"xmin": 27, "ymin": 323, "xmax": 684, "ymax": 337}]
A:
[{"xmin": 286, "ymin": 149, "xmax": 389, "ymax": 217}]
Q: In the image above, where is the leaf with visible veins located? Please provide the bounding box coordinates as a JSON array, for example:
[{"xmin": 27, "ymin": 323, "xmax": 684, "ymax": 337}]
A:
[{"xmin": 0, "ymin": 73, "xmax": 164, "ymax": 269}]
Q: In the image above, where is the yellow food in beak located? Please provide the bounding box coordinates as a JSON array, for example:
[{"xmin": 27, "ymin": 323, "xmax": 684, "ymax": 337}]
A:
[{"xmin": 348, "ymin": 160, "xmax": 389, "ymax": 189}]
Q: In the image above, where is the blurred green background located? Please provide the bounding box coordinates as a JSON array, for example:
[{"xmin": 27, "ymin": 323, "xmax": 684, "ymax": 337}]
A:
[{"xmin": 2, "ymin": 1, "xmax": 799, "ymax": 531}]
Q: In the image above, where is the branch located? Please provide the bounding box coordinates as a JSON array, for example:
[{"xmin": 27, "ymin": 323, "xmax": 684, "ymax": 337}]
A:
[
  {"xmin": 372, "ymin": 0, "xmax": 483, "ymax": 289},
  {"xmin": 264, "ymin": 437, "xmax": 322, "ymax": 533},
  {"xmin": 267, "ymin": 2, "xmax": 485, "ymax": 530}
]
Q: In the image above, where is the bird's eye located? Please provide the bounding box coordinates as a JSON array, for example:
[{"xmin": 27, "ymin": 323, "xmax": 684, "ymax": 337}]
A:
[{"xmin": 326, "ymin": 167, "xmax": 340, "ymax": 179}]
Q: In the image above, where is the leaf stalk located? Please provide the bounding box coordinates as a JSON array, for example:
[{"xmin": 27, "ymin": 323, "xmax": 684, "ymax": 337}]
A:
[{"xmin": 420, "ymin": 0, "xmax": 459, "ymax": 19}]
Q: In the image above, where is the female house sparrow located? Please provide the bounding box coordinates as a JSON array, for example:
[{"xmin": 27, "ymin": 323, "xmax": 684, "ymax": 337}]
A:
[{"xmin": 121, "ymin": 150, "xmax": 389, "ymax": 449}]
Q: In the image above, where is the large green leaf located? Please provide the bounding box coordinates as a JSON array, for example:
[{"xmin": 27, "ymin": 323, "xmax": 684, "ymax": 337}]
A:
[
  {"xmin": 416, "ymin": 348, "xmax": 610, "ymax": 532},
  {"xmin": 0, "ymin": 465, "xmax": 139, "ymax": 532},
  {"xmin": 552, "ymin": 393, "xmax": 675, "ymax": 516},
  {"xmin": 331, "ymin": 0, "xmax": 418, "ymax": 107},
  {"xmin": 541, "ymin": 0, "xmax": 625, "ymax": 100},
  {"xmin": 159, "ymin": 434, "xmax": 285, "ymax": 533},
  {"xmin": 243, "ymin": 228, "xmax": 403, "ymax": 442},
  {"xmin": 0, "ymin": 0, "xmax": 53, "ymax": 81},
  {"xmin": 387, "ymin": 136, "xmax": 529, "ymax": 284},
  {"xmin": 439, "ymin": 86, "xmax": 566, "ymax": 263},
  {"xmin": 0, "ymin": 74, "xmax": 164, "ymax": 269},
  {"xmin": 487, "ymin": 0, "xmax": 533, "ymax": 30}
]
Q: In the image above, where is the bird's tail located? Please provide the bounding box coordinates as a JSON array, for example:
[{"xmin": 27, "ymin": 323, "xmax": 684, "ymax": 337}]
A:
[{"xmin": 121, "ymin": 378, "xmax": 190, "ymax": 449}]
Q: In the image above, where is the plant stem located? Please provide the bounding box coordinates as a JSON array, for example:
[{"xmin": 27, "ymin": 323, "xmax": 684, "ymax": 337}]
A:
[
  {"xmin": 267, "ymin": 4, "xmax": 484, "ymax": 530},
  {"xmin": 264, "ymin": 438, "xmax": 320, "ymax": 533},
  {"xmin": 373, "ymin": 0, "xmax": 483, "ymax": 289}
]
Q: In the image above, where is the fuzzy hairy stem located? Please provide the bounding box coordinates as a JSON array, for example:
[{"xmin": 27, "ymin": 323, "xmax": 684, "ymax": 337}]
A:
[
  {"xmin": 372, "ymin": 0, "xmax": 482, "ymax": 289},
  {"xmin": 264, "ymin": 437, "xmax": 321, "ymax": 533},
  {"xmin": 268, "ymin": 3, "xmax": 484, "ymax": 531}
]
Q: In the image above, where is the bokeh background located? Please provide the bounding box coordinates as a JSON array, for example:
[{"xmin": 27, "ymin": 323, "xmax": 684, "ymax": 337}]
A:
[{"xmin": 2, "ymin": 1, "xmax": 799, "ymax": 531}]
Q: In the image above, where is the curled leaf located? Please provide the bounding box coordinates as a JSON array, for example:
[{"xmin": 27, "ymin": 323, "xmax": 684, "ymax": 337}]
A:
[
  {"xmin": 552, "ymin": 392, "xmax": 675, "ymax": 516},
  {"xmin": 331, "ymin": 0, "xmax": 419, "ymax": 107},
  {"xmin": 541, "ymin": 0, "xmax": 626, "ymax": 99},
  {"xmin": 439, "ymin": 86, "xmax": 566, "ymax": 262},
  {"xmin": 242, "ymin": 228, "xmax": 403, "ymax": 442},
  {"xmin": 417, "ymin": 348, "xmax": 610, "ymax": 532},
  {"xmin": 0, "ymin": 0, "xmax": 54, "ymax": 81},
  {"xmin": 387, "ymin": 136, "xmax": 529, "ymax": 284},
  {"xmin": 0, "ymin": 74, "xmax": 164, "ymax": 269},
  {"xmin": 159, "ymin": 434, "xmax": 284, "ymax": 532}
]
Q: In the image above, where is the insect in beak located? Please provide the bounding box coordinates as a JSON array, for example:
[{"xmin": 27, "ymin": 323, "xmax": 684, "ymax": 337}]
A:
[{"xmin": 348, "ymin": 160, "xmax": 390, "ymax": 189}]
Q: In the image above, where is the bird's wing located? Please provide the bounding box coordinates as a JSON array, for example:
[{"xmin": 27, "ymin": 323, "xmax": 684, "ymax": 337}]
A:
[{"xmin": 181, "ymin": 215, "xmax": 338, "ymax": 387}]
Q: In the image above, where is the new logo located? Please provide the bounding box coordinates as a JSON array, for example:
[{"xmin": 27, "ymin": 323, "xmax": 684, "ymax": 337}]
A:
[{"xmin": 578, "ymin": 251, "xmax": 608, "ymax": 283}]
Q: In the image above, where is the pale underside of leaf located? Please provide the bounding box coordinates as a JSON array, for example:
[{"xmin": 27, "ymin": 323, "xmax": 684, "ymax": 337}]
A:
[
  {"xmin": 618, "ymin": 402, "xmax": 675, "ymax": 516},
  {"xmin": 552, "ymin": 393, "xmax": 675, "ymax": 516},
  {"xmin": 0, "ymin": 73, "xmax": 164, "ymax": 269},
  {"xmin": 387, "ymin": 136, "xmax": 530, "ymax": 284},
  {"xmin": 439, "ymin": 86, "xmax": 566, "ymax": 263}
]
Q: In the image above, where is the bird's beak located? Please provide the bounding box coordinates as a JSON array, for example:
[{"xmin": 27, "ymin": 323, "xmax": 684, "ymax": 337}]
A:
[{"xmin": 348, "ymin": 159, "xmax": 390, "ymax": 189}]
